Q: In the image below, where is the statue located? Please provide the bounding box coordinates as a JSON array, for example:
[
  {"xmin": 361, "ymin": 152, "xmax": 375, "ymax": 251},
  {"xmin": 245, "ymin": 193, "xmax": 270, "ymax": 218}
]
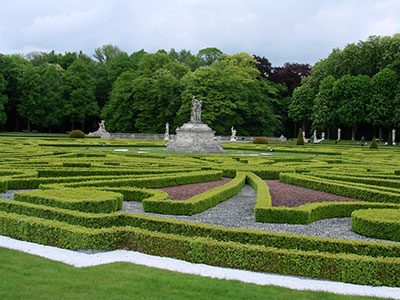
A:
[
  {"xmin": 230, "ymin": 126, "xmax": 237, "ymax": 142},
  {"xmin": 191, "ymin": 96, "xmax": 202, "ymax": 123},
  {"xmin": 164, "ymin": 122, "xmax": 169, "ymax": 141},
  {"xmin": 337, "ymin": 128, "xmax": 341, "ymax": 141},
  {"xmin": 393, "ymin": 129, "xmax": 396, "ymax": 145},
  {"xmin": 99, "ymin": 120, "xmax": 105, "ymax": 131}
]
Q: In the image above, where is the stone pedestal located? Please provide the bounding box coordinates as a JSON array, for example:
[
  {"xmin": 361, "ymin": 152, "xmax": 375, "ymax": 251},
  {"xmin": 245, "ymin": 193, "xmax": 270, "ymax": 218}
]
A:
[{"xmin": 165, "ymin": 122, "xmax": 225, "ymax": 153}]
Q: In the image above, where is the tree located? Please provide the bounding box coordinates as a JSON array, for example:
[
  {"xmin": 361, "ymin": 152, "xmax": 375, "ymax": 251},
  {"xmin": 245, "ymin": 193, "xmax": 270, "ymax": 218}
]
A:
[
  {"xmin": 63, "ymin": 59, "xmax": 99, "ymax": 130},
  {"xmin": 93, "ymin": 44, "xmax": 123, "ymax": 65},
  {"xmin": 269, "ymin": 63, "xmax": 311, "ymax": 95},
  {"xmin": 168, "ymin": 49, "xmax": 199, "ymax": 71},
  {"xmin": 253, "ymin": 55, "xmax": 273, "ymax": 78},
  {"xmin": 334, "ymin": 74, "xmax": 372, "ymax": 140},
  {"xmin": 197, "ymin": 47, "xmax": 223, "ymax": 66},
  {"xmin": 177, "ymin": 53, "xmax": 280, "ymax": 136},
  {"xmin": 38, "ymin": 64, "xmax": 65, "ymax": 131},
  {"xmin": 288, "ymin": 83, "xmax": 314, "ymax": 131},
  {"xmin": 17, "ymin": 65, "xmax": 42, "ymax": 131},
  {"xmin": 102, "ymin": 52, "xmax": 189, "ymax": 133},
  {"xmin": 367, "ymin": 68, "xmax": 398, "ymax": 140},
  {"xmin": 0, "ymin": 74, "xmax": 7, "ymax": 126},
  {"xmin": 311, "ymin": 75, "xmax": 337, "ymax": 138}
]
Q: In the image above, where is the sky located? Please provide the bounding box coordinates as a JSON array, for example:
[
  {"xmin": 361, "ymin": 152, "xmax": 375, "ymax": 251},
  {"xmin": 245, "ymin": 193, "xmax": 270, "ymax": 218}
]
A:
[{"xmin": 1, "ymin": 0, "xmax": 400, "ymax": 66}]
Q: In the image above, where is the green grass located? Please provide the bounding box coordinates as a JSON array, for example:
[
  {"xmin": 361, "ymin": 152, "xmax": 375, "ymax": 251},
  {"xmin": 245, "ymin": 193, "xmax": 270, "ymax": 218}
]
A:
[{"xmin": 0, "ymin": 247, "xmax": 384, "ymax": 300}]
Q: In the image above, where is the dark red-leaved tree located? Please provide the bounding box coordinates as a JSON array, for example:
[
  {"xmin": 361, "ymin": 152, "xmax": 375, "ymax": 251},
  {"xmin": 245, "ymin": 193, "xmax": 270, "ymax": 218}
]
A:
[{"xmin": 270, "ymin": 63, "xmax": 311, "ymax": 94}]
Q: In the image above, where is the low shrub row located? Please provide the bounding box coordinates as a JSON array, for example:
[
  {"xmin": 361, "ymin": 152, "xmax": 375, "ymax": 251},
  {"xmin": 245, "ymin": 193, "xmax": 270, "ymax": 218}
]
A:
[
  {"xmin": 44, "ymin": 170, "xmax": 223, "ymax": 189},
  {"xmin": 14, "ymin": 188, "xmax": 123, "ymax": 213},
  {"xmin": 142, "ymin": 172, "xmax": 246, "ymax": 215},
  {"xmin": 3, "ymin": 192, "xmax": 400, "ymax": 260},
  {"xmin": 0, "ymin": 210, "xmax": 399, "ymax": 286},
  {"xmin": 351, "ymin": 209, "xmax": 400, "ymax": 242}
]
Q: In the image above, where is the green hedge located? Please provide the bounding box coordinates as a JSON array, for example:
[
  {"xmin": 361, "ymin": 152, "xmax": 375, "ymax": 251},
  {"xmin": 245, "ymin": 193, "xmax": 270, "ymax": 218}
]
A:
[
  {"xmin": 0, "ymin": 211, "xmax": 399, "ymax": 286},
  {"xmin": 351, "ymin": 209, "xmax": 400, "ymax": 242},
  {"xmin": 43, "ymin": 171, "xmax": 223, "ymax": 189},
  {"xmin": 14, "ymin": 188, "xmax": 123, "ymax": 213},
  {"xmin": 142, "ymin": 172, "xmax": 246, "ymax": 215},
  {"xmin": 0, "ymin": 179, "xmax": 7, "ymax": 193}
]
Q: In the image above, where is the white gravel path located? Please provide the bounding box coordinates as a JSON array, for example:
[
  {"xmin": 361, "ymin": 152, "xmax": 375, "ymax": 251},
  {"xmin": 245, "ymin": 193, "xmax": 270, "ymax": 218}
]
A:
[{"xmin": 1, "ymin": 235, "xmax": 400, "ymax": 299}]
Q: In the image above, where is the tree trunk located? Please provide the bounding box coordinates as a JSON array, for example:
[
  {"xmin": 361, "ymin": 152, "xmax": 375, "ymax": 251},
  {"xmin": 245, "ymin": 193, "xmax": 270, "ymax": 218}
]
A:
[
  {"xmin": 379, "ymin": 127, "xmax": 383, "ymax": 141},
  {"xmin": 302, "ymin": 120, "xmax": 306, "ymax": 132},
  {"xmin": 351, "ymin": 126, "xmax": 357, "ymax": 141},
  {"xmin": 81, "ymin": 120, "xmax": 85, "ymax": 132},
  {"xmin": 327, "ymin": 128, "xmax": 331, "ymax": 140},
  {"xmin": 27, "ymin": 119, "xmax": 31, "ymax": 132}
]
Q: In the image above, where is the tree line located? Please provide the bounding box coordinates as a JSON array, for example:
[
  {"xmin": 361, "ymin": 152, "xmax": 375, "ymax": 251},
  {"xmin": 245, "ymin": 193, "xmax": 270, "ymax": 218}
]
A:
[
  {"xmin": 2, "ymin": 34, "xmax": 400, "ymax": 140},
  {"xmin": 290, "ymin": 34, "xmax": 400, "ymax": 141},
  {"xmin": 0, "ymin": 45, "xmax": 309, "ymax": 137}
]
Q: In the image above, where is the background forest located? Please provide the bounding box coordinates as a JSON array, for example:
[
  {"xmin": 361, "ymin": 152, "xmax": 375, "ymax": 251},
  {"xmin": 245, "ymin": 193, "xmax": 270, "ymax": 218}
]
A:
[{"xmin": 1, "ymin": 34, "xmax": 400, "ymax": 140}]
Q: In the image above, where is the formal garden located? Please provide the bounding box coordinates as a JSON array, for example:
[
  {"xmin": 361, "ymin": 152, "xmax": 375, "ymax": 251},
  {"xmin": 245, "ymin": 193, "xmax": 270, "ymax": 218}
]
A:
[{"xmin": 0, "ymin": 135, "xmax": 400, "ymax": 298}]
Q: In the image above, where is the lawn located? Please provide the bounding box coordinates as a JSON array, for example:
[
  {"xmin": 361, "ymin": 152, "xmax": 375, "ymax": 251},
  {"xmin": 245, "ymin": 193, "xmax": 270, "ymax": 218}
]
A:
[{"xmin": 0, "ymin": 247, "xmax": 383, "ymax": 300}]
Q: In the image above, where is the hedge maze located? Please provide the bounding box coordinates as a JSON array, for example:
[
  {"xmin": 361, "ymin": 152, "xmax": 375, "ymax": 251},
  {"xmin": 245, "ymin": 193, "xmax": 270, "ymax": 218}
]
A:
[{"xmin": 1, "ymin": 137, "xmax": 400, "ymax": 286}]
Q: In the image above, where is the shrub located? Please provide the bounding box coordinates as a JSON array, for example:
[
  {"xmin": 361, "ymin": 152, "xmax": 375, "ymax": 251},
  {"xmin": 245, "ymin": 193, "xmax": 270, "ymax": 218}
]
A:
[
  {"xmin": 296, "ymin": 128, "xmax": 304, "ymax": 145},
  {"xmin": 69, "ymin": 130, "xmax": 85, "ymax": 138},
  {"xmin": 369, "ymin": 136, "xmax": 378, "ymax": 149},
  {"xmin": 253, "ymin": 137, "xmax": 269, "ymax": 144}
]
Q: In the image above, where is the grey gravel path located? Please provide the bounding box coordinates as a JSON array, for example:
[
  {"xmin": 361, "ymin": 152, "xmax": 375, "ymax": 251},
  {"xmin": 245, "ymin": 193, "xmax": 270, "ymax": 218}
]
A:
[
  {"xmin": 1, "ymin": 187, "xmax": 396, "ymax": 243},
  {"xmin": 119, "ymin": 185, "xmax": 398, "ymax": 243}
]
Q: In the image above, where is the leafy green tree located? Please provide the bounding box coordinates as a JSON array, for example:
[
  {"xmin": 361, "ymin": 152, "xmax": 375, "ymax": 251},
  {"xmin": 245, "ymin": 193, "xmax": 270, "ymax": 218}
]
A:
[
  {"xmin": 197, "ymin": 47, "xmax": 223, "ymax": 66},
  {"xmin": 168, "ymin": 49, "xmax": 199, "ymax": 71},
  {"xmin": 311, "ymin": 75, "xmax": 337, "ymax": 138},
  {"xmin": 177, "ymin": 53, "xmax": 280, "ymax": 136},
  {"xmin": 17, "ymin": 65, "xmax": 42, "ymax": 131},
  {"xmin": 38, "ymin": 64, "xmax": 65, "ymax": 131},
  {"xmin": 93, "ymin": 44, "xmax": 123, "ymax": 65},
  {"xmin": 63, "ymin": 59, "xmax": 99, "ymax": 130},
  {"xmin": 0, "ymin": 74, "xmax": 7, "ymax": 126},
  {"xmin": 102, "ymin": 52, "xmax": 189, "ymax": 133},
  {"xmin": 367, "ymin": 68, "xmax": 398, "ymax": 140},
  {"xmin": 288, "ymin": 83, "xmax": 314, "ymax": 131},
  {"xmin": 334, "ymin": 74, "xmax": 372, "ymax": 140}
]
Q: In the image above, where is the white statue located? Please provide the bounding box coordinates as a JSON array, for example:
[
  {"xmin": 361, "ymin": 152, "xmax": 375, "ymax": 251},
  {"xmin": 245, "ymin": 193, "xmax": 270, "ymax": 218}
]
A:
[
  {"xmin": 393, "ymin": 129, "xmax": 396, "ymax": 145},
  {"xmin": 88, "ymin": 119, "xmax": 109, "ymax": 138},
  {"xmin": 321, "ymin": 132, "xmax": 325, "ymax": 139},
  {"xmin": 190, "ymin": 96, "xmax": 202, "ymax": 123},
  {"xmin": 337, "ymin": 128, "xmax": 341, "ymax": 141},
  {"xmin": 164, "ymin": 122, "xmax": 169, "ymax": 141},
  {"xmin": 230, "ymin": 126, "xmax": 237, "ymax": 142},
  {"xmin": 302, "ymin": 131, "xmax": 308, "ymax": 143},
  {"xmin": 99, "ymin": 120, "xmax": 105, "ymax": 131},
  {"xmin": 279, "ymin": 135, "xmax": 287, "ymax": 142}
]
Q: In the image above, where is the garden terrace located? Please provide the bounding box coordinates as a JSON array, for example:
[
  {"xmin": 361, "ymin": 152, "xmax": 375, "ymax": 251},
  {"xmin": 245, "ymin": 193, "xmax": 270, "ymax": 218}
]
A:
[{"xmin": 1, "ymin": 137, "xmax": 400, "ymax": 286}]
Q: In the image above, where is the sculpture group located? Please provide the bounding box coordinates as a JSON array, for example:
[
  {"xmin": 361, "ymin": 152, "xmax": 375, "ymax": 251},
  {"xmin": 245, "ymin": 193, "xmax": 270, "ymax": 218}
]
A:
[{"xmin": 165, "ymin": 97, "xmax": 225, "ymax": 153}]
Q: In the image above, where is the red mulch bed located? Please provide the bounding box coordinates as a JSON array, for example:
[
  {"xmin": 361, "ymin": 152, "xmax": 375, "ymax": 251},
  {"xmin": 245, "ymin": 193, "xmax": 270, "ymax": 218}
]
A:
[
  {"xmin": 158, "ymin": 178, "xmax": 232, "ymax": 200},
  {"xmin": 266, "ymin": 180, "xmax": 359, "ymax": 207},
  {"xmin": 157, "ymin": 178, "xmax": 359, "ymax": 206}
]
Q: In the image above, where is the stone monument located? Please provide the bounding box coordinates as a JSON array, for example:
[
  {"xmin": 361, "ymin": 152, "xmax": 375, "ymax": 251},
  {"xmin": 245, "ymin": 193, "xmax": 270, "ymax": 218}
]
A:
[
  {"xmin": 393, "ymin": 129, "xmax": 396, "ymax": 145},
  {"xmin": 164, "ymin": 122, "xmax": 169, "ymax": 140},
  {"xmin": 165, "ymin": 97, "xmax": 225, "ymax": 153},
  {"xmin": 88, "ymin": 120, "xmax": 110, "ymax": 139},
  {"xmin": 230, "ymin": 126, "xmax": 237, "ymax": 142},
  {"xmin": 337, "ymin": 128, "xmax": 341, "ymax": 141}
]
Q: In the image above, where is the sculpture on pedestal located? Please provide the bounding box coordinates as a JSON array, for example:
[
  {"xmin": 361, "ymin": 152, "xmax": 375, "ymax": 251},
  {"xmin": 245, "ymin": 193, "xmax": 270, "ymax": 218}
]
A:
[
  {"xmin": 88, "ymin": 120, "xmax": 110, "ymax": 139},
  {"xmin": 165, "ymin": 96, "xmax": 224, "ymax": 153},
  {"xmin": 164, "ymin": 122, "xmax": 169, "ymax": 141},
  {"xmin": 230, "ymin": 126, "xmax": 237, "ymax": 142}
]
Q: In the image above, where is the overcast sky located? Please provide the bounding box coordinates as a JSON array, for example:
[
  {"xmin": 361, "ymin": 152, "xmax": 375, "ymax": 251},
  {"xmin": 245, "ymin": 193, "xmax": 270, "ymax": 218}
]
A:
[{"xmin": 1, "ymin": 0, "xmax": 400, "ymax": 66}]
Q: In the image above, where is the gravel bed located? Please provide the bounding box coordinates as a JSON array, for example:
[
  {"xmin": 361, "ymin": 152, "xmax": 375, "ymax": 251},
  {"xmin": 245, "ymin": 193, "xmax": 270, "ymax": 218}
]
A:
[{"xmin": 120, "ymin": 185, "xmax": 398, "ymax": 243}]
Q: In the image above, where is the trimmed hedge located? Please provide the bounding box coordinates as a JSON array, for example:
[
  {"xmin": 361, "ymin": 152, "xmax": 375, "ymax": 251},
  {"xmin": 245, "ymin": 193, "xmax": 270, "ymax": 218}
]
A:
[
  {"xmin": 14, "ymin": 188, "xmax": 123, "ymax": 213},
  {"xmin": 351, "ymin": 209, "xmax": 400, "ymax": 242},
  {"xmin": 142, "ymin": 172, "xmax": 246, "ymax": 215},
  {"xmin": 0, "ymin": 211, "xmax": 399, "ymax": 286}
]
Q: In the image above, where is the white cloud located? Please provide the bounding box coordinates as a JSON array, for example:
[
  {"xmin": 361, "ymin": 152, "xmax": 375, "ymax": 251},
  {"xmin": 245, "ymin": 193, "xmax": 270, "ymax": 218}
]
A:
[{"xmin": 1, "ymin": 0, "xmax": 400, "ymax": 65}]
